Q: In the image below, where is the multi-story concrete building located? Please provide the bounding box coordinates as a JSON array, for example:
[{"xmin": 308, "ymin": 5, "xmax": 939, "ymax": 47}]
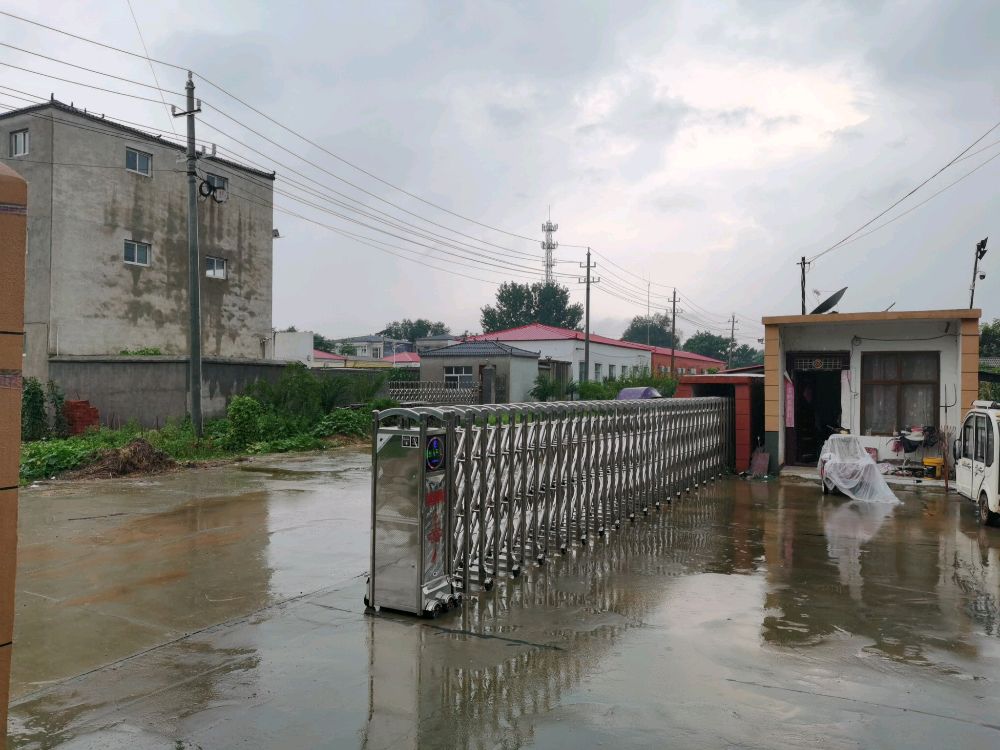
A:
[
  {"xmin": 336, "ymin": 335, "xmax": 412, "ymax": 359},
  {"xmin": 0, "ymin": 99, "xmax": 275, "ymax": 380}
]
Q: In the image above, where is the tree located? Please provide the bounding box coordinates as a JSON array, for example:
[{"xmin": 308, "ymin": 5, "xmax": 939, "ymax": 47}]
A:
[
  {"xmin": 481, "ymin": 282, "xmax": 584, "ymax": 333},
  {"xmin": 313, "ymin": 333, "xmax": 338, "ymax": 353},
  {"xmin": 380, "ymin": 319, "xmax": 450, "ymax": 343},
  {"xmin": 981, "ymin": 318, "xmax": 1000, "ymax": 358},
  {"xmin": 682, "ymin": 331, "xmax": 731, "ymax": 362},
  {"xmin": 621, "ymin": 313, "xmax": 681, "ymax": 348},
  {"xmin": 729, "ymin": 344, "xmax": 764, "ymax": 368},
  {"xmin": 338, "ymin": 342, "xmax": 357, "ymax": 356}
]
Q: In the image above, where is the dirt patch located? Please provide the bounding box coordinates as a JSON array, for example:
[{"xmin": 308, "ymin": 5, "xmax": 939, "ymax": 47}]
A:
[{"xmin": 71, "ymin": 438, "xmax": 177, "ymax": 479}]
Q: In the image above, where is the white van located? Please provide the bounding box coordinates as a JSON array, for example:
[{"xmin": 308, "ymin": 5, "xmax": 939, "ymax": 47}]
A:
[{"xmin": 954, "ymin": 400, "xmax": 1000, "ymax": 526}]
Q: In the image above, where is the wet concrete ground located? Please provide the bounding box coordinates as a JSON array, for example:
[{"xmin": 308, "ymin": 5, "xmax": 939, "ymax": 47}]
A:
[{"xmin": 7, "ymin": 452, "xmax": 1000, "ymax": 748}]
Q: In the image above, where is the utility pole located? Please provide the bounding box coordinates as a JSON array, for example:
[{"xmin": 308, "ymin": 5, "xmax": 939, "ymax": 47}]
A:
[
  {"xmin": 670, "ymin": 289, "xmax": 678, "ymax": 376},
  {"xmin": 578, "ymin": 248, "xmax": 599, "ymax": 382},
  {"xmin": 173, "ymin": 73, "xmax": 203, "ymax": 435},
  {"xmin": 541, "ymin": 208, "xmax": 558, "ymax": 284},
  {"xmin": 646, "ymin": 280, "xmax": 651, "ymax": 346},
  {"xmin": 727, "ymin": 314, "xmax": 736, "ymax": 369},
  {"xmin": 798, "ymin": 256, "xmax": 809, "ymax": 315},
  {"xmin": 970, "ymin": 237, "xmax": 988, "ymax": 309}
]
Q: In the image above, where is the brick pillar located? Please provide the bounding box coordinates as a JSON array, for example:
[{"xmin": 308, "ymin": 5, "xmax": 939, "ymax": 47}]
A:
[
  {"xmin": 0, "ymin": 163, "xmax": 27, "ymax": 741},
  {"xmin": 733, "ymin": 383, "xmax": 751, "ymax": 472}
]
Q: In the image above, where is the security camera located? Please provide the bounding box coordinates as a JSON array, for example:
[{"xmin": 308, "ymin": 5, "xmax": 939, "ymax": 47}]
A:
[{"xmin": 980, "ymin": 273, "xmax": 987, "ymax": 280}]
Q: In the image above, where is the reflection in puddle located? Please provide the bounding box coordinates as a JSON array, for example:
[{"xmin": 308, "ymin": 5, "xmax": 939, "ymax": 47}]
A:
[{"xmin": 822, "ymin": 498, "xmax": 897, "ymax": 600}]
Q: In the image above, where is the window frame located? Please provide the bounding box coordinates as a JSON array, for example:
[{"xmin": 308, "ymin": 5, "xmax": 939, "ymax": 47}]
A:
[
  {"xmin": 9, "ymin": 129, "xmax": 29, "ymax": 157},
  {"xmin": 594, "ymin": 363, "xmax": 602, "ymax": 381},
  {"xmin": 205, "ymin": 255, "xmax": 228, "ymax": 280},
  {"xmin": 123, "ymin": 239, "xmax": 151, "ymax": 267},
  {"xmin": 125, "ymin": 147, "xmax": 152, "ymax": 176},
  {"xmin": 860, "ymin": 351, "xmax": 940, "ymax": 436},
  {"xmin": 444, "ymin": 365, "xmax": 474, "ymax": 389}
]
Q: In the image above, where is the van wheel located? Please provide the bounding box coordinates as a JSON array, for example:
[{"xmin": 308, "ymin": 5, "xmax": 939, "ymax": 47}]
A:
[{"xmin": 978, "ymin": 493, "xmax": 999, "ymax": 527}]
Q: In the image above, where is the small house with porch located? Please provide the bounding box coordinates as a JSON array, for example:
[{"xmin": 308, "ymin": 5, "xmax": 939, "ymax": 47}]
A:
[{"xmin": 763, "ymin": 308, "xmax": 980, "ymax": 472}]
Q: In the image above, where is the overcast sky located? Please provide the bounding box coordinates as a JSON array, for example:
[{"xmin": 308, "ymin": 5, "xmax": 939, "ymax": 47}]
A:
[{"xmin": 3, "ymin": 0, "xmax": 1000, "ymax": 345}]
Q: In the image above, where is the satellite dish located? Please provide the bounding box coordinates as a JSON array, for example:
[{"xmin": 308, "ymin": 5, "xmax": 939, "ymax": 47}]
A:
[{"xmin": 810, "ymin": 286, "xmax": 847, "ymax": 314}]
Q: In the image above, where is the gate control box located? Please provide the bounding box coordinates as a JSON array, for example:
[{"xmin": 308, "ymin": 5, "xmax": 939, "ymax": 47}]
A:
[{"xmin": 368, "ymin": 419, "xmax": 455, "ymax": 615}]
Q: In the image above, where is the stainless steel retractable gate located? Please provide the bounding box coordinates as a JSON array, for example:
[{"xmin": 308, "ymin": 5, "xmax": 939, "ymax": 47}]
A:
[{"xmin": 367, "ymin": 397, "xmax": 733, "ymax": 614}]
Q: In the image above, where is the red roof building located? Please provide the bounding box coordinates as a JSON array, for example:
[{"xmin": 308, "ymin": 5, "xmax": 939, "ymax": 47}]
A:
[
  {"xmin": 649, "ymin": 347, "xmax": 726, "ymax": 376},
  {"xmin": 382, "ymin": 351, "xmax": 421, "ymax": 367}
]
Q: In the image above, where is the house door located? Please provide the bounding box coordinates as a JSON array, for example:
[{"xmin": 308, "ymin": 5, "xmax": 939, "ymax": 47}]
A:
[{"xmin": 785, "ymin": 352, "xmax": 849, "ymax": 466}]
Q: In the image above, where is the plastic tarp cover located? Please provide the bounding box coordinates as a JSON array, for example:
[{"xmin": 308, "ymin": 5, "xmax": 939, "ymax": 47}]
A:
[{"xmin": 818, "ymin": 435, "xmax": 899, "ymax": 503}]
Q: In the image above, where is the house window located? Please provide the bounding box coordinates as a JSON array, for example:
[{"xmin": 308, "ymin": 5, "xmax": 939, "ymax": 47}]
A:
[
  {"xmin": 9, "ymin": 129, "xmax": 28, "ymax": 157},
  {"xmin": 126, "ymin": 147, "xmax": 152, "ymax": 176},
  {"xmin": 205, "ymin": 173, "xmax": 228, "ymax": 191},
  {"xmin": 205, "ymin": 256, "xmax": 227, "ymax": 279},
  {"xmin": 578, "ymin": 362, "xmax": 586, "ymax": 382},
  {"xmin": 861, "ymin": 352, "xmax": 939, "ymax": 435},
  {"xmin": 124, "ymin": 240, "xmax": 150, "ymax": 266},
  {"xmin": 594, "ymin": 363, "xmax": 602, "ymax": 380},
  {"xmin": 445, "ymin": 365, "xmax": 474, "ymax": 389},
  {"xmin": 609, "ymin": 364, "xmax": 616, "ymax": 379}
]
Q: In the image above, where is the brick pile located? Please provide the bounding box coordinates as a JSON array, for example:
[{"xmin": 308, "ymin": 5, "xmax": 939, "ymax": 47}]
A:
[{"xmin": 64, "ymin": 400, "xmax": 100, "ymax": 435}]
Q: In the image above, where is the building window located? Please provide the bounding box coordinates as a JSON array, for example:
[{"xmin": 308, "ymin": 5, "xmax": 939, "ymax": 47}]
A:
[
  {"xmin": 124, "ymin": 239, "xmax": 150, "ymax": 266},
  {"xmin": 126, "ymin": 147, "xmax": 152, "ymax": 176},
  {"xmin": 445, "ymin": 365, "xmax": 474, "ymax": 389},
  {"xmin": 205, "ymin": 173, "xmax": 228, "ymax": 191},
  {"xmin": 861, "ymin": 352, "xmax": 939, "ymax": 435},
  {"xmin": 594, "ymin": 363, "xmax": 602, "ymax": 380},
  {"xmin": 578, "ymin": 361, "xmax": 586, "ymax": 382},
  {"xmin": 609, "ymin": 364, "xmax": 616, "ymax": 379},
  {"xmin": 9, "ymin": 129, "xmax": 28, "ymax": 157},
  {"xmin": 205, "ymin": 256, "xmax": 227, "ymax": 279}
]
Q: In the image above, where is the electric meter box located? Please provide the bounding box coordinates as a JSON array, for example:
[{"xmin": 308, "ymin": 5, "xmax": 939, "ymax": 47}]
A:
[{"xmin": 368, "ymin": 419, "xmax": 454, "ymax": 615}]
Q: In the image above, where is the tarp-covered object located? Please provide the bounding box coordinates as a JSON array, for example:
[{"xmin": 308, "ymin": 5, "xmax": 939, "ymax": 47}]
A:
[
  {"xmin": 818, "ymin": 435, "xmax": 899, "ymax": 503},
  {"xmin": 616, "ymin": 386, "xmax": 662, "ymax": 400}
]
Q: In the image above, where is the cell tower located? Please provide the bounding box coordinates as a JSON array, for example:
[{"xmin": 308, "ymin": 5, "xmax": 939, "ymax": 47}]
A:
[{"xmin": 541, "ymin": 209, "xmax": 558, "ymax": 284}]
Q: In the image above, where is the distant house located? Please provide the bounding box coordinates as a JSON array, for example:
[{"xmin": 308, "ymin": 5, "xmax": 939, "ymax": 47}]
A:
[
  {"xmin": 649, "ymin": 347, "xmax": 725, "ymax": 375},
  {"xmin": 382, "ymin": 351, "xmax": 421, "ymax": 368},
  {"xmin": 466, "ymin": 323, "xmax": 650, "ymax": 383},
  {"xmin": 421, "ymin": 340, "xmax": 539, "ymax": 402},
  {"xmin": 335, "ymin": 335, "xmax": 412, "ymax": 359},
  {"xmin": 415, "ymin": 333, "xmax": 460, "ymax": 352}
]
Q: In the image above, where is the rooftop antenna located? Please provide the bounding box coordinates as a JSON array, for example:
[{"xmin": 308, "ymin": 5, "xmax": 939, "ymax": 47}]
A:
[
  {"xmin": 809, "ymin": 286, "xmax": 847, "ymax": 314},
  {"xmin": 541, "ymin": 208, "xmax": 558, "ymax": 285}
]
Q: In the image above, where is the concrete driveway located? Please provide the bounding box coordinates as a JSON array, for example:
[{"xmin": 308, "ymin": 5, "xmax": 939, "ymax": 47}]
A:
[{"xmin": 7, "ymin": 451, "xmax": 1000, "ymax": 748}]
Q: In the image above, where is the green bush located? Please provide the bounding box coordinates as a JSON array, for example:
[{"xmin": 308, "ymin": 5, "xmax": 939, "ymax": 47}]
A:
[
  {"xmin": 247, "ymin": 434, "xmax": 326, "ymax": 454},
  {"xmin": 314, "ymin": 408, "xmax": 369, "ymax": 438},
  {"xmin": 369, "ymin": 397, "xmax": 400, "ymax": 411},
  {"xmin": 119, "ymin": 347, "xmax": 163, "ymax": 355},
  {"xmin": 529, "ymin": 375, "xmax": 577, "ymax": 402},
  {"xmin": 225, "ymin": 396, "xmax": 265, "ymax": 450},
  {"xmin": 46, "ymin": 380, "xmax": 69, "ymax": 438},
  {"xmin": 19, "ymin": 427, "xmax": 137, "ymax": 483},
  {"xmin": 21, "ymin": 377, "xmax": 48, "ymax": 441}
]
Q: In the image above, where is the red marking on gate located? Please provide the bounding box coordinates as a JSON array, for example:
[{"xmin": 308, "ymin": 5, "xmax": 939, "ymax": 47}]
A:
[{"xmin": 425, "ymin": 488, "xmax": 446, "ymax": 506}]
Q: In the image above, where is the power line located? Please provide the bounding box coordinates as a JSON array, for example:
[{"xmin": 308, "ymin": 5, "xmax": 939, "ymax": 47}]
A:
[
  {"xmin": 0, "ymin": 58, "xmax": 180, "ymax": 104},
  {"xmin": 123, "ymin": 0, "xmax": 176, "ymax": 135},
  {"xmin": 806, "ymin": 116, "xmax": 1000, "ymax": 264},
  {"xmin": 0, "ymin": 10, "xmax": 545, "ymax": 245}
]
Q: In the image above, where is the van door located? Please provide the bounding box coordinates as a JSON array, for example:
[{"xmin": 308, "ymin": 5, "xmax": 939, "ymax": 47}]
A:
[{"xmin": 956, "ymin": 415, "xmax": 976, "ymax": 498}]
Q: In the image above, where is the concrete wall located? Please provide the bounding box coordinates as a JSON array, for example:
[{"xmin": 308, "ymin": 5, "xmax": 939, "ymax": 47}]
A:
[
  {"xmin": 0, "ymin": 162, "xmax": 27, "ymax": 739},
  {"xmin": 48, "ymin": 356, "xmax": 289, "ymax": 428},
  {"xmin": 0, "ymin": 104, "xmax": 275, "ymax": 381},
  {"xmin": 764, "ymin": 315, "xmax": 974, "ymax": 468},
  {"xmin": 509, "ymin": 357, "xmax": 539, "ymax": 402},
  {"xmin": 266, "ymin": 330, "xmax": 314, "ymax": 364}
]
